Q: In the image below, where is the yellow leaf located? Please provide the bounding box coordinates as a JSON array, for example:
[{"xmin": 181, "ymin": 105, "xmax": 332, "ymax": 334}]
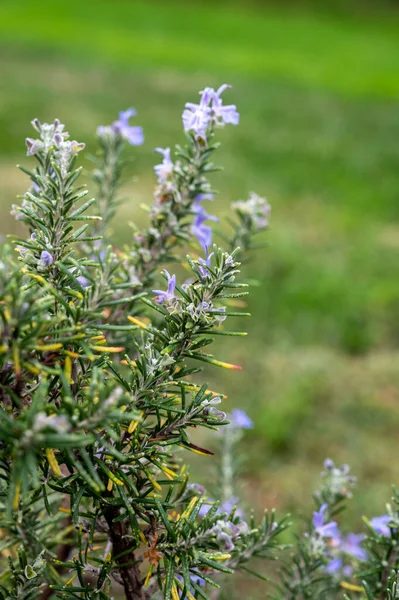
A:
[{"xmin": 46, "ymin": 448, "xmax": 62, "ymax": 477}]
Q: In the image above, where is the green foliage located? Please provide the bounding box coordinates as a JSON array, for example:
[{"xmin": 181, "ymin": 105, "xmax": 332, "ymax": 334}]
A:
[
  {"xmin": 0, "ymin": 97, "xmax": 285, "ymax": 599},
  {"xmin": 1, "ymin": 2, "xmax": 399, "ymax": 597}
]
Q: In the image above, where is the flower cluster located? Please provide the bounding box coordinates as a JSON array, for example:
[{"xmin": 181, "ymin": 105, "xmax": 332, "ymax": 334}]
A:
[
  {"xmin": 309, "ymin": 503, "xmax": 366, "ymax": 577},
  {"xmin": 182, "ymin": 84, "xmax": 239, "ymax": 138},
  {"xmin": 25, "ymin": 117, "xmax": 68, "ymax": 155},
  {"xmin": 276, "ymin": 458, "xmax": 399, "ymax": 598},
  {"xmin": 232, "ymin": 191, "xmax": 271, "ymax": 232}
]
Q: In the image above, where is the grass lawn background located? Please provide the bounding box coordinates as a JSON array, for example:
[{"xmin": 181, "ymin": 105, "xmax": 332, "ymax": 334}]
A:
[{"xmin": 1, "ymin": 0, "xmax": 399, "ymax": 594}]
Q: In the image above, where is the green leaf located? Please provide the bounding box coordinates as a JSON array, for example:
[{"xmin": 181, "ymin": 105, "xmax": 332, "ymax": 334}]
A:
[{"xmin": 155, "ymin": 498, "xmax": 177, "ymax": 542}]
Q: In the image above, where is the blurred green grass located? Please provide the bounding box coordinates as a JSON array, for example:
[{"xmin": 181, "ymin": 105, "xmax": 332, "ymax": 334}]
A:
[{"xmin": 2, "ymin": 0, "xmax": 399, "ymax": 593}]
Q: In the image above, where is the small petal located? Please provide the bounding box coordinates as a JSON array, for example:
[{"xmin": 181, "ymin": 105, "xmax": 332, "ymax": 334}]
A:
[
  {"xmin": 326, "ymin": 558, "xmax": 342, "ymax": 574},
  {"xmin": 230, "ymin": 409, "xmax": 253, "ymax": 429},
  {"xmin": 40, "ymin": 250, "xmax": 53, "ymax": 267},
  {"xmin": 112, "ymin": 108, "xmax": 144, "ymax": 146},
  {"xmin": 370, "ymin": 515, "xmax": 391, "ymax": 537}
]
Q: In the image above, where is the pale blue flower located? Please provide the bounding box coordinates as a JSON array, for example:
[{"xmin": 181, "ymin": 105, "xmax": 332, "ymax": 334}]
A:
[
  {"xmin": 220, "ymin": 496, "xmax": 245, "ymax": 520},
  {"xmin": 176, "ymin": 573, "xmax": 205, "ymax": 596},
  {"xmin": 182, "ymin": 93, "xmax": 211, "ymax": 136},
  {"xmin": 191, "ymin": 214, "xmax": 213, "ymax": 251},
  {"xmin": 26, "ymin": 138, "xmax": 44, "ymax": 156},
  {"xmin": 324, "ymin": 458, "xmax": 334, "ymax": 470},
  {"xmin": 198, "ymin": 496, "xmax": 245, "ymax": 520},
  {"xmin": 341, "ymin": 533, "xmax": 367, "ymax": 561},
  {"xmin": 198, "ymin": 250, "xmax": 214, "ymax": 279},
  {"xmin": 211, "ymin": 84, "xmax": 240, "ymax": 126},
  {"xmin": 198, "ymin": 501, "xmax": 213, "ymax": 518},
  {"xmin": 154, "ymin": 147, "xmax": 173, "ymax": 182},
  {"xmin": 370, "ymin": 515, "xmax": 391, "ymax": 537},
  {"xmin": 40, "ymin": 250, "xmax": 53, "ymax": 267},
  {"xmin": 231, "ymin": 409, "xmax": 253, "ymax": 429},
  {"xmin": 112, "ymin": 108, "xmax": 144, "ymax": 146},
  {"xmin": 182, "ymin": 85, "xmax": 239, "ymax": 136},
  {"xmin": 76, "ymin": 275, "xmax": 90, "ymax": 287},
  {"xmin": 194, "ymin": 193, "xmax": 214, "ymax": 204},
  {"xmin": 97, "ymin": 125, "xmax": 113, "ymax": 137},
  {"xmin": 325, "ymin": 532, "xmax": 366, "ymax": 577},
  {"xmin": 326, "ymin": 557, "xmax": 343, "ymax": 574},
  {"xmin": 313, "ymin": 504, "xmax": 340, "ymax": 539},
  {"xmin": 326, "ymin": 558, "xmax": 353, "ymax": 577},
  {"xmin": 192, "ymin": 193, "xmax": 214, "ymax": 213},
  {"xmin": 191, "ymin": 202, "xmax": 218, "ymax": 252},
  {"xmin": 342, "ymin": 564, "xmax": 354, "ymax": 577},
  {"xmin": 153, "ymin": 271, "xmax": 176, "ymax": 303},
  {"xmin": 232, "ymin": 192, "xmax": 271, "ymax": 231}
]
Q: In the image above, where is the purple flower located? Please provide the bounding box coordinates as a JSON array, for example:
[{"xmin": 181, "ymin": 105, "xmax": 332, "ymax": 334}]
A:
[
  {"xmin": 220, "ymin": 496, "xmax": 245, "ymax": 520},
  {"xmin": 341, "ymin": 533, "xmax": 367, "ymax": 562},
  {"xmin": 182, "ymin": 85, "xmax": 239, "ymax": 136},
  {"xmin": 211, "ymin": 84, "xmax": 240, "ymax": 126},
  {"xmin": 193, "ymin": 193, "xmax": 214, "ymax": 209},
  {"xmin": 97, "ymin": 249, "xmax": 107, "ymax": 262},
  {"xmin": 153, "ymin": 271, "xmax": 176, "ymax": 304},
  {"xmin": 198, "ymin": 496, "xmax": 245, "ymax": 520},
  {"xmin": 26, "ymin": 119, "xmax": 67, "ymax": 156},
  {"xmin": 26, "ymin": 138, "xmax": 44, "ymax": 156},
  {"xmin": 191, "ymin": 208, "xmax": 218, "ymax": 253},
  {"xmin": 198, "ymin": 251, "xmax": 214, "ymax": 279},
  {"xmin": 182, "ymin": 93, "xmax": 211, "ymax": 136},
  {"xmin": 192, "ymin": 194, "xmax": 217, "ymax": 251},
  {"xmin": 232, "ymin": 192, "xmax": 271, "ymax": 231},
  {"xmin": 326, "ymin": 558, "xmax": 354, "ymax": 577},
  {"xmin": 191, "ymin": 216, "xmax": 212, "ymax": 251},
  {"xmin": 154, "ymin": 147, "xmax": 173, "ymax": 182},
  {"xmin": 40, "ymin": 250, "xmax": 53, "ymax": 267},
  {"xmin": 230, "ymin": 409, "xmax": 253, "ymax": 430},
  {"xmin": 186, "ymin": 483, "xmax": 206, "ymax": 497},
  {"xmin": 176, "ymin": 573, "xmax": 205, "ymax": 597},
  {"xmin": 324, "ymin": 458, "xmax": 334, "ymax": 470},
  {"xmin": 97, "ymin": 125, "xmax": 113, "ymax": 138},
  {"xmin": 112, "ymin": 108, "xmax": 144, "ymax": 146},
  {"xmin": 198, "ymin": 501, "xmax": 214, "ymax": 518},
  {"xmin": 76, "ymin": 275, "xmax": 90, "ymax": 287},
  {"xmin": 343, "ymin": 564, "xmax": 354, "ymax": 577},
  {"xmin": 324, "ymin": 533, "xmax": 366, "ymax": 578},
  {"xmin": 313, "ymin": 504, "xmax": 340, "ymax": 539},
  {"xmin": 326, "ymin": 557, "xmax": 343, "ymax": 574},
  {"xmin": 370, "ymin": 515, "xmax": 391, "ymax": 537}
]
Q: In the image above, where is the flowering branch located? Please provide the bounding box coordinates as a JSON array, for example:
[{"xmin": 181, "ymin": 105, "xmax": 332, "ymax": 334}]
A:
[
  {"xmin": 2, "ymin": 84, "xmax": 398, "ymax": 600},
  {"xmin": 0, "ymin": 86, "xmax": 283, "ymax": 600}
]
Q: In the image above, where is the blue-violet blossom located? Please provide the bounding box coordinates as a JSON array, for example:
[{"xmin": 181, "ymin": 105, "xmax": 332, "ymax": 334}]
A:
[
  {"xmin": 154, "ymin": 147, "xmax": 173, "ymax": 182},
  {"xmin": 230, "ymin": 409, "xmax": 253, "ymax": 430},
  {"xmin": 103, "ymin": 108, "xmax": 144, "ymax": 146},
  {"xmin": 183, "ymin": 85, "xmax": 239, "ymax": 137},
  {"xmin": 313, "ymin": 504, "xmax": 340, "ymax": 539},
  {"xmin": 191, "ymin": 208, "xmax": 218, "ymax": 253},
  {"xmin": 153, "ymin": 271, "xmax": 176, "ymax": 304},
  {"xmin": 40, "ymin": 250, "xmax": 53, "ymax": 268},
  {"xmin": 370, "ymin": 515, "xmax": 391, "ymax": 537}
]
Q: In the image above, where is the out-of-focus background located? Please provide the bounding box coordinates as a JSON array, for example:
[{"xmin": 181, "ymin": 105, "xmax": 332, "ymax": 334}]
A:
[{"xmin": 2, "ymin": 0, "xmax": 399, "ymax": 592}]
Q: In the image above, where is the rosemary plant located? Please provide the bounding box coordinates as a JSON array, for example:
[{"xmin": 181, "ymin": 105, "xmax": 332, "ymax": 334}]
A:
[
  {"xmin": 1, "ymin": 85, "xmax": 398, "ymax": 600},
  {"xmin": 0, "ymin": 86, "xmax": 283, "ymax": 600}
]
